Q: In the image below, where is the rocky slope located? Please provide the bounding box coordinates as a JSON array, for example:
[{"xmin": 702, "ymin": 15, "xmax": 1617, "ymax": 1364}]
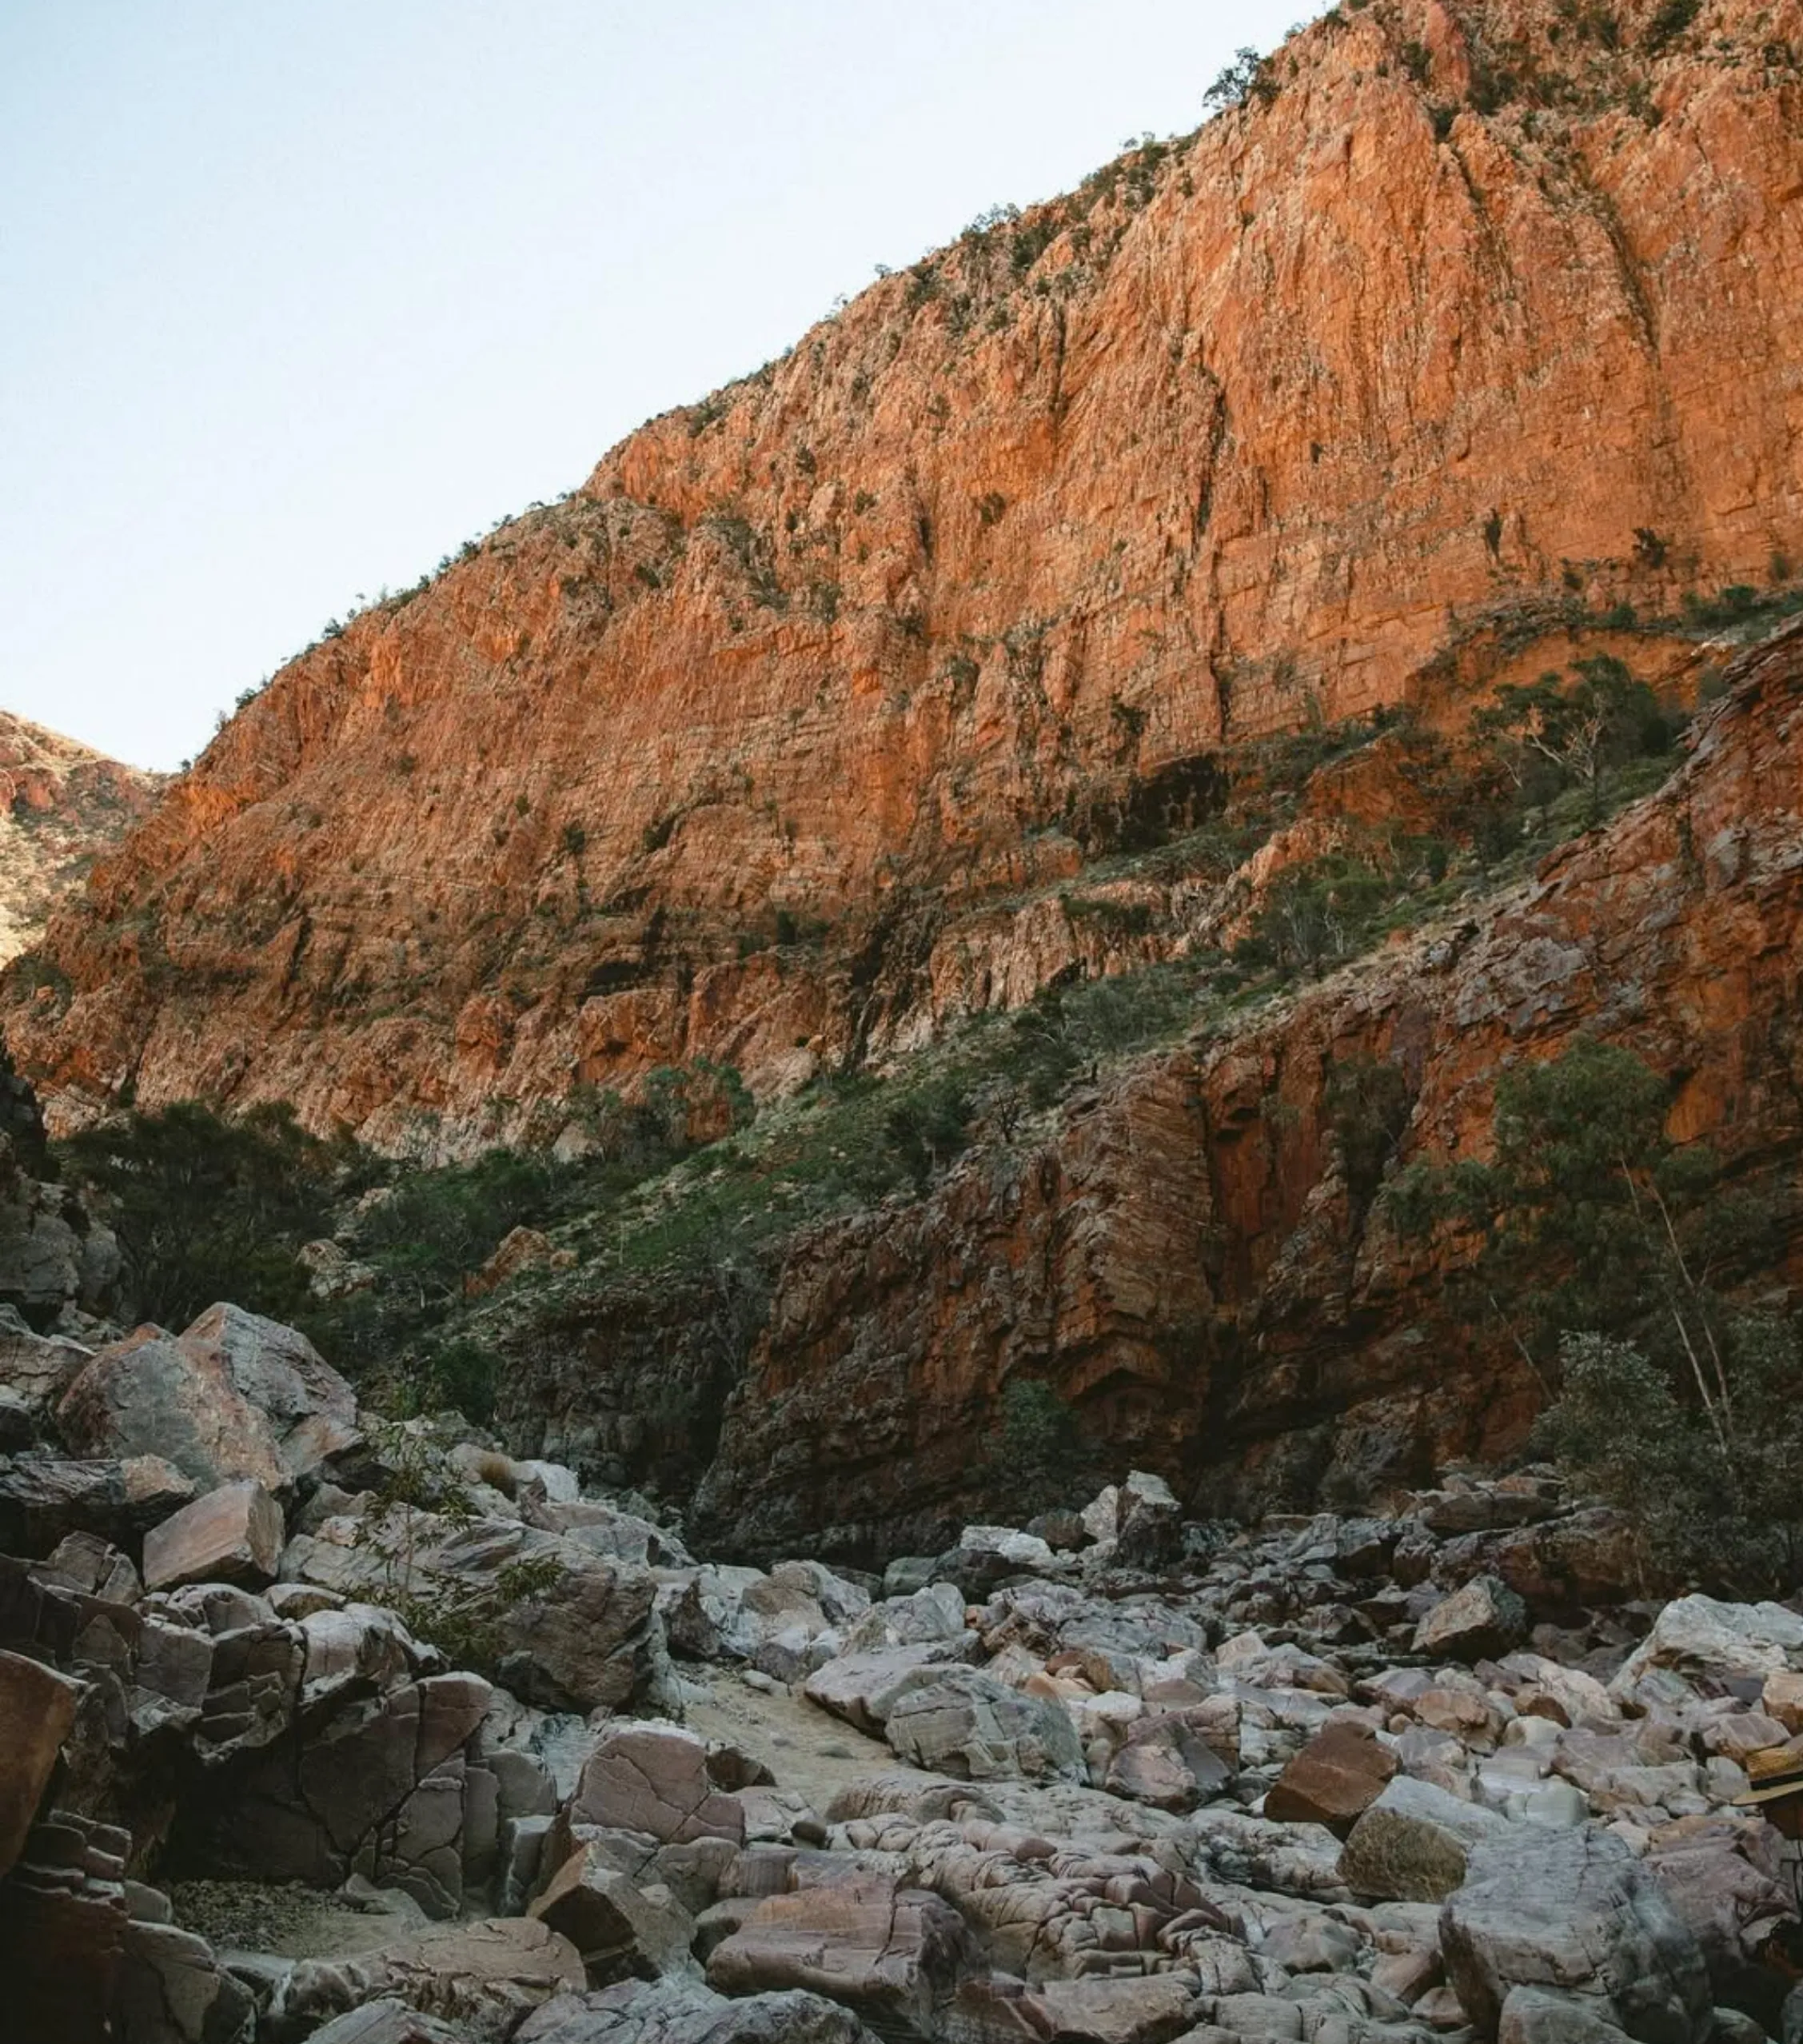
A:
[
  {"xmin": 0, "ymin": 713, "xmax": 160, "ymax": 968},
  {"xmin": 8, "ymin": 0, "xmax": 1803, "ymax": 1152},
  {"xmin": 6, "ymin": 1303, "xmax": 1803, "ymax": 2042}
]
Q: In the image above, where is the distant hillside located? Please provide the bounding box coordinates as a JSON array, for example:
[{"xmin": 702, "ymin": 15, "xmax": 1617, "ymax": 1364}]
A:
[{"xmin": 0, "ymin": 711, "xmax": 162, "ymax": 967}]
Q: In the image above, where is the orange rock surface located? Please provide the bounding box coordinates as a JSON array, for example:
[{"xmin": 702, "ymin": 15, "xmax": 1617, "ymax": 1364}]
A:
[
  {"xmin": 6, "ymin": 0, "xmax": 1803, "ymax": 1149},
  {"xmin": 678, "ymin": 618, "xmax": 1803, "ymax": 1553}
]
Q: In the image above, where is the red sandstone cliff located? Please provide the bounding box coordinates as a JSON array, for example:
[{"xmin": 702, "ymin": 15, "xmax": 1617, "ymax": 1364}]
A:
[
  {"xmin": 510, "ymin": 615, "xmax": 1798, "ymax": 1558},
  {"xmin": 6, "ymin": 0, "xmax": 1802, "ymax": 1149}
]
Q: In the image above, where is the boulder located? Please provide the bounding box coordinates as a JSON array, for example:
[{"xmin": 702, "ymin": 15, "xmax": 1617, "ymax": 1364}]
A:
[
  {"xmin": 529, "ymin": 1842, "xmax": 698, "ymax": 1985},
  {"xmin": 802, "ymin": 1641, "xmax": 973, "ymax": 1735},
  {"xmin": 269, "ymin": 1917, "xmax": 583, "ymax": 2044},
  {"xmin": 58, "ymin": 1304, "xmax": 357, "ymax": 1493},
  {"xmin": 1610, "ymin": 1597, "xmax": 1803, "ymax": 1698},
  {"xmin": 883, "ymin": 1668, "xmax": 1084, "ymax": 1783},
  {"xmin": 0, "ymin": 1647, "xmax": 80, "ymax": 1878},
  {"xmin": 1340, "ymin": 1776, "xmax": 1514, "ymax": 1903},
  {"xmin": 1414, "ymin": 1575, "xmax": 1529, "ymax": 1663},
  {"xmin": 1442, "ymin": 1826, "xmax": 1713, "ymax": 2044},
  {"xmin": 1496, "ymin": 1985, "xmax": 1639, "ymax": 2044},
  {"xmin": 1642, "ymin": 1814, "xmax": 1796, "ymax": 1994},
  {"xmin": 515, "ymin": 1978, "xmax": 881, "ymax": 2041},
  {"xmin": 196, "ymin": 1672, "xmax": 494, "ymax": 1914},
  {"xmin": 0, "ymin": 1451, "xmax": 194, "ymax": 1553},
  {"xmin": 1265, "ymin": 1718, "xmax": 1398, "ymax": 1836},
  {"xmin": 1104, "ymin": 1711, "xmax": 1233, "ymax": 1811},
  {"xmin": 300, "ymin": 2002, "xmax": 469, "ymax": 2044},
  {"xmin": 282, "ymin": 1512, "xmax": 671, "ymax": 1714},
  {"xmin": 142, "ymin": 1479, "xmax": 283, "ymax": 1591},
  {"xmin": 706, "ymin": 1874, "xmax": 975, "ymax": 2038},
  {"xmin": 565, "ymin": 1722, "xmax": 746, "ymax": 1846},
  {"xmin": 1115, "ymin": 1469, "xmax": 1183, "ymax": 1565}
]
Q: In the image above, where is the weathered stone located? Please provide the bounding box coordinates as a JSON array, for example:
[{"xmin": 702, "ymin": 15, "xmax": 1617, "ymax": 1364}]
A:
[
  {"xmin": 283, "ymin": 1511, "xmax": 670, "ymax": 1713},
  {"xmin": 529, "ymin": 1842, "xmax": 698, "ymax": 1985},
  {"xmin": 1414, "ymin": 1575, "xmax": 1529, "ymax": 1663},
  {"xmin": 298, "ymin": 2002, "xmax": 469, "ymax": 2044},
  {"xmin": 566, "ymin": 1722, "xmax": 746, "ymax": 1846},
  {"xmin": 114, "ymin": 1914, "xmax": 257, "ymax": 2044},
  {"xmin": 706, "ymin": 1875, "xmax": 975, "ymax": 2037},
  {"xmin": 883, "ymin": 1667, "xmax": 1084, "ymax": 1783},
  {"xmin": 142, "ymin": 1480, "xmax": 283, "ymax": 1591},
  {"xmin": 1105, "ymin": 1711, "xmax": 1232, "ymax": 1812},
  {"xmin": 0, "ymin": 1647, "xmax": 80, "ymax": 1877},
  {"xmin": 1340, "ymin": 1776, "xmax": 1514, "ymax": 1903},
  {"xmin": 1441, "ymin": 1826, "xmax": 1712, "ymax": 2044},
  {"xmin": 802, "ymin": 1640, "xmax": 973, "ymax": 1735},
  {"xmin": 515, "ymin": 1978, "xmax": 882, "ymax": 2042},
  {"xmin": 270, "ymin": 1917, "xmax": 583, "ymax": 2044},
  {"xmin": 0, "ymin": 1451, "xmax": 194, "ymax": 1553},
  {"xmin": 1266, "ymin": 1718, "xmax": 1398, "ymax": 1836},
  {"xmin": 197, "ymin": 1672, "xmax": 493, "ymax": 1912},
  {"xmin": 1610, "ymin": 1597, "xmax": 1803, "ymax": 1699}
]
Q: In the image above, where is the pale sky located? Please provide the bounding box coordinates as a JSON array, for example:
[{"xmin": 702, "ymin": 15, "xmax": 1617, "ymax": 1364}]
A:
[{"xmin": 2, "ymin": 2, "xmax": 1318, "ymax": 770}]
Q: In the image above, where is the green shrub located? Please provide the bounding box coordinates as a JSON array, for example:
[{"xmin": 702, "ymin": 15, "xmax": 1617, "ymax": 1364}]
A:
[
  {"xmin": 985, "ymin": 1381, "xmax": 1093, "ymax": 1518},
  {"xmin": 57, "ymin": 1101, "xmax": 346, "ymax": 1328}
]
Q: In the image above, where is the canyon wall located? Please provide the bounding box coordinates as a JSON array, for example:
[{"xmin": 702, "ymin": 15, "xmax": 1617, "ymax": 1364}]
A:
[
  {"xmin": 501, "ymin": 619, "xmax": 1803, "ymax": 1558},
  {"xmin": 6, "ymin": 0, "xmax": 1801, "ymax": 1152}
]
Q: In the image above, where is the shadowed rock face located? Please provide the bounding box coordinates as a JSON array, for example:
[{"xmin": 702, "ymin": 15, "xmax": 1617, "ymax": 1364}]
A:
[
  {"xmin": 645, "ymin": 623, "xmax": 1803, "ymax": 1555},
  {"xmin": 7, "ymin": 0, "xmax": 1803, "ymax": 1154}
]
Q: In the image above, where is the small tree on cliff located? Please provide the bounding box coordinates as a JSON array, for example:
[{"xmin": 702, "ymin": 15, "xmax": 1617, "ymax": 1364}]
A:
[
  {"xmin": 1471, "ymin": 656, "xmax": 1668, "ymax": 826},
  {"xmin": 1383, "ymin": 1036, "xmax": 1797, "ymax": 1591}
]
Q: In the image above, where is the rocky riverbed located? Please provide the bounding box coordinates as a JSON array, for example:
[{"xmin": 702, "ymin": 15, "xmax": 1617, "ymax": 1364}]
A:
[{"xmin": 5, "ymin": 1301, "xmax": 1803, "ymax": 2042}]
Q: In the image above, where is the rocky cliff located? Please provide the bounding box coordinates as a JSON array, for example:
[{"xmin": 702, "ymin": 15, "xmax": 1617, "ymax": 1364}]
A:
[
  {"xmin": 7, "ymin": 0, "xmax": 1802, "ymax": 1152},
  {"xmin": 0, "ymin": 714, "xmax": 159, "ymax": 970},
  {"xmin": 493, "ymin": 616, "xmax": 1803, "ymax": 1559}
]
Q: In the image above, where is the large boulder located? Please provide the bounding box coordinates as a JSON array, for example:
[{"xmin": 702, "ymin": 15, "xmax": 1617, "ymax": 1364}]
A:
[
  {"xmin": 1414, "ymin": 1575, "xmax": 1529, "ymax": 1663},
  {"xmin": 802, "ymin": 1640, "xmax": 974, "ymax": 1735},
  {"xmin": 281, "ymin": 1511, "xmax": 672, "ymax": 1714},
  {"xmin": 1340, "ymin": 1776, "xmax": 1514, "ymax": 1903},
  {"xmin": 529, "ymin": 1842, "xmax": 698, "ymax": 1986},
  {"xmin": 58, "ymin": 1304, "xmax": 357, "ymax": 1493},
  {"xmin": 193, "ymin": 1671, "xmax": 496, "ymax": 1915},
  {"xmin": 0, "ymin": 1451, "xmax": 193, "ymax": 1553},
  {"xmin": 565, "ymin": 1723, "xmax": 746, "ymax": 1846},
  {"xmin": 0, "ymin": 1311, "xmax": 91, "ymax": 1423},
  {"xmin": 269, "ymin": 1917, "xmax": 584, "ymax": 2044},
  {"xmin": 883, "ymin": 1668, "xmax": 1084, "ymax": 1783},
  {"xmin": 1440, "ymin": 1826, "xmax": 1713, "ymax": 2044}
]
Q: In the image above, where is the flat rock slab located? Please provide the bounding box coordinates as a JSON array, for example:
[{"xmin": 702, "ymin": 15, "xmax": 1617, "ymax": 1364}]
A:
[
  {"xmin": 1265, "ymin": 1718, "xmax": 1398, "ymax": 1836},
  {"xmin": 143, "ymin": 1479, "xmax": 283, "ymax": 1591}
]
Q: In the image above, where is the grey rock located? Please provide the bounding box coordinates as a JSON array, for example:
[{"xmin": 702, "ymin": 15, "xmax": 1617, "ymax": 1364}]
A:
[
  {"xmin": 1440, "ymin": 1826, "xmax": 1712, "ymax": 2044},
  {"xmin": 58, "ymin": 1304, "xmax": 357, "ymax": 1494},
  {"xmin": 883, "ymin": 1667, "xmax": 1084, "ymax": 1782},
  {"xmin": 1341, "ymin": 1776, "xmax": 1514, "ymax": 1903}
]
